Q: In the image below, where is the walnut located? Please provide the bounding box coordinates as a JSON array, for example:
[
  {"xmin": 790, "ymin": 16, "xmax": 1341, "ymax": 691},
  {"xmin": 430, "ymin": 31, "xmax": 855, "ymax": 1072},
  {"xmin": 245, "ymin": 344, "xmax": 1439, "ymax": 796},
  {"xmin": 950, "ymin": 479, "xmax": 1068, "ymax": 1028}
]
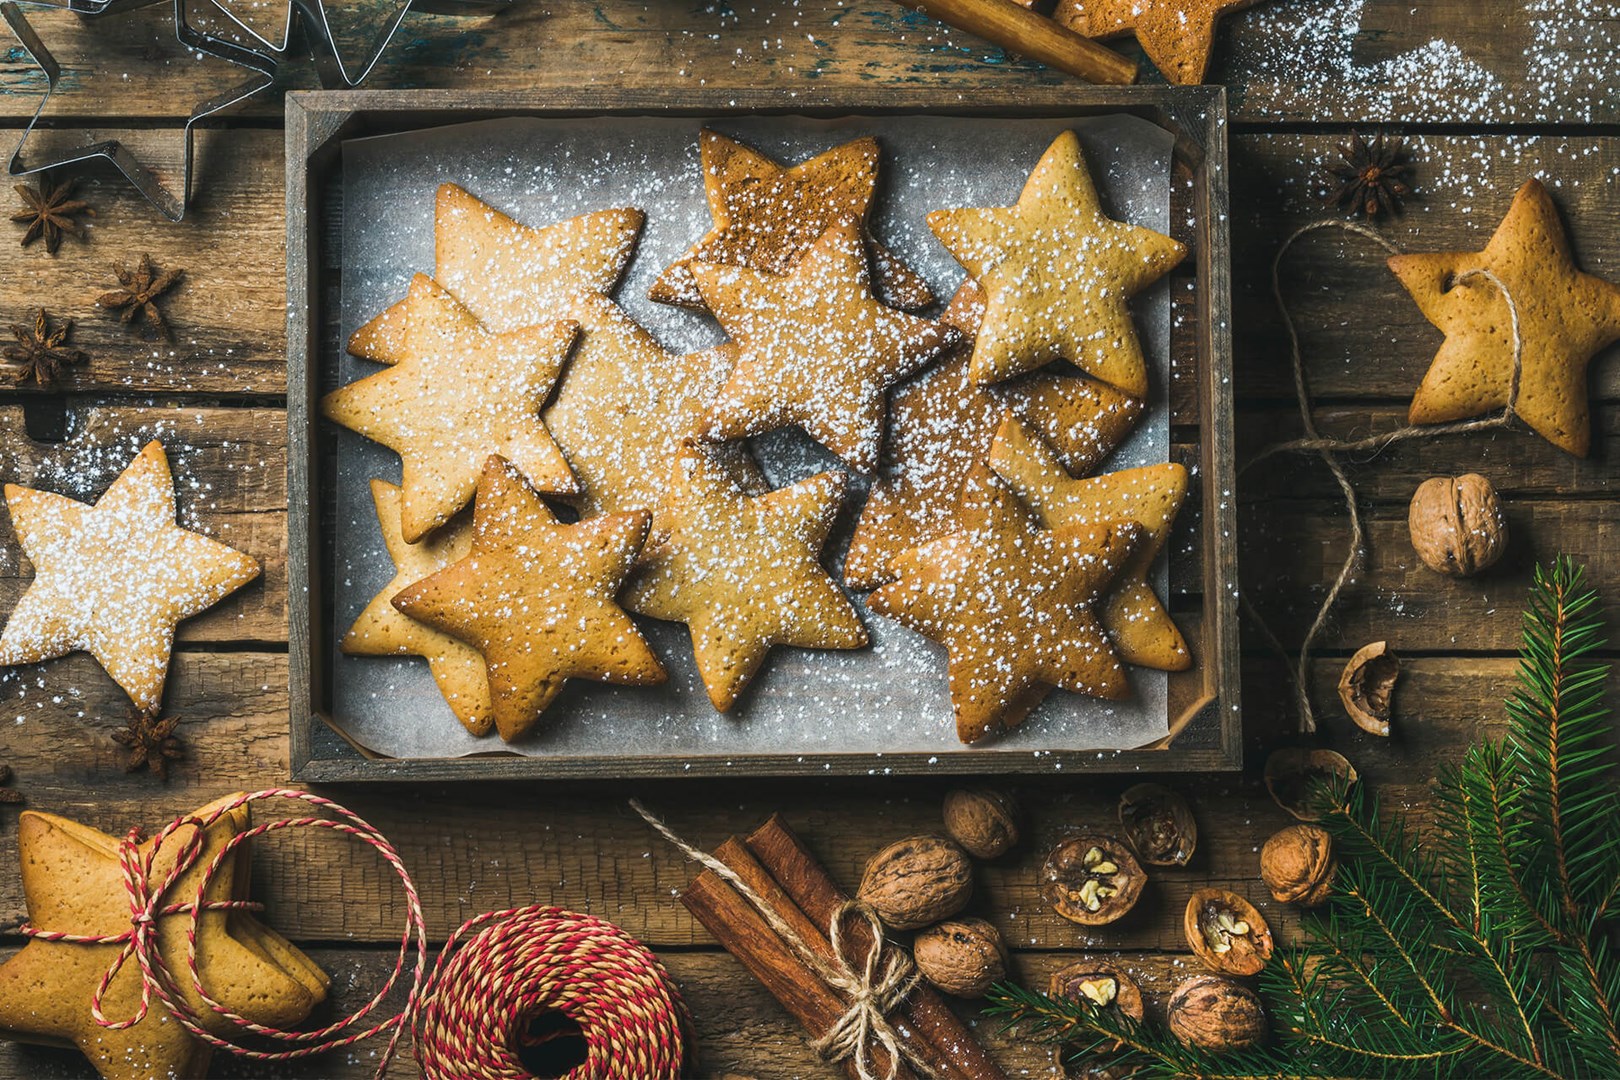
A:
[
  {"xmin": 1048, "ymin": 959, "xmax": 1144, "ymax": 1056},
  {"xmin": 1167, "ymin": 974, "xmax": 1268, "ymax": 1054},
  {"xmin": 857, "ymin": 836, "xmax": 973, "ymax": 930},
  {"xmin": 943, "ymin": 788, "xmax": 1021, "ymax": 859},
  {"xmin": 1117, "ymin": 783, "xmax": 1196, "ymax": 866},
  {"xmin": 1264, "ymin": 747, "xmax": 1358, "ymax": 822},
  {"xmin": 912, "ymin": 917, "xmax": 1008, "ymax": 998},
  {"xmin": 1041, "ymin": 835, "xmax": 1144, "ymax": 926},
  {"xmin": 1184, "ymin": 888, "xmax": 1273, "ymax": 976},
  {"xmin": 1408, "ymin": 473, "xmax": 1507, "ymax": 577},
  {"xmin": 1338, "ymin": 641, "xmax": 1398, "ymax": 737},
  {"xmin": 1261, "ymin": 824, "xmax": 1336, "ymax": 907}
]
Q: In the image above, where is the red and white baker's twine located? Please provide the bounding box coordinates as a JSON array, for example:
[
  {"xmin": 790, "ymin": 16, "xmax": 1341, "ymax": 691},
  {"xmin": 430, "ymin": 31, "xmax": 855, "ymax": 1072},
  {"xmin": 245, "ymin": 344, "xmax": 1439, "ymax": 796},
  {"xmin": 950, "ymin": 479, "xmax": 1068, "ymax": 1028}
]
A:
[{"xmin": 18, "ymin": 789, "xmax": 688, "ymax": 1079}]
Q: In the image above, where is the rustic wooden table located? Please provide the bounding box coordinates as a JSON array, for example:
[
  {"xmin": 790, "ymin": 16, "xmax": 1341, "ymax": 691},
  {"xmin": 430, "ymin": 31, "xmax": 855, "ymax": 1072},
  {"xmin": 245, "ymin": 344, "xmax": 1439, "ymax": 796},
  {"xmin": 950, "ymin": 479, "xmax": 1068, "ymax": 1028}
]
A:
[{"xmin": 1, "ymin": 1, "xmax": 1616, "ymax": 1076}]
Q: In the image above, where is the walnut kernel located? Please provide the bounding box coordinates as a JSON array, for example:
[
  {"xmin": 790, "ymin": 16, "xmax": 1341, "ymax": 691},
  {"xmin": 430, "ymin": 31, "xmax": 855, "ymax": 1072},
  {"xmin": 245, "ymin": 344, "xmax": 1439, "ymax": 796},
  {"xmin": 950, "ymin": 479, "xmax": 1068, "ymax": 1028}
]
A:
[
  {"xmin": 1184, "ymin": 888, "xmax": 1273, "ymax": 976},
  {"xmin": 1041, "ymin": 836, "xmax": 1144, "ymax": 926}
]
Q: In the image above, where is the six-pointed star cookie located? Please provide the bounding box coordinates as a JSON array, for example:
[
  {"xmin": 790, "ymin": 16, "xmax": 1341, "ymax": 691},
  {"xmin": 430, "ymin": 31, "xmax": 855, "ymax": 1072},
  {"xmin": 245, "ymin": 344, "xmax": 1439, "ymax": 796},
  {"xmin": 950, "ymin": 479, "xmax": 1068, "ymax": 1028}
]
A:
[
  {"xmin": 1055, "ymin": 0, "xmax": 1259, "ymax": 85},
  {"xmin": 990, "ymin": 415, "xmax": 1190, "ymax": 671},
  {"xmin": 845, "ymin": 280, "xmax": 1146, "ymax": 590},
  {"xmin": 1392, "ymin": 178, "xmax": 1620, "ymax": 458},
  {"xmin": 0, "ymin": 441, "xmax": 260, "ymax": 715},
  {"xmin": 323, "ymin": 273, "xmax": 580, "ymax": 542},
  {"xmin": 869, "ymin": 463, "xmax": 1143, "ymax": 744},
  {"xmin": 391, "ymin": 455, "xmax": 666, "ymax": 741},
  {"xmin": 0, "ymin": 796, "xmax": 328, "ymax": 1080},
  {"xmin": 651, "ymin": 130, "xmax": 933, "ymax": 312},
  {"xmin": 343, "ymin": 480, "xmax": 493, "ymax": 736},
  {"xmin": 928, "ymin": 130, "xmax": 1186, "ymax": 394},
  {"xmin": 694, "ymin": 220, "xmax": 958, "ymax": 473},
  {"xmin": 625, "ymin": 445, "xmax": 868, "ymax": 712}
]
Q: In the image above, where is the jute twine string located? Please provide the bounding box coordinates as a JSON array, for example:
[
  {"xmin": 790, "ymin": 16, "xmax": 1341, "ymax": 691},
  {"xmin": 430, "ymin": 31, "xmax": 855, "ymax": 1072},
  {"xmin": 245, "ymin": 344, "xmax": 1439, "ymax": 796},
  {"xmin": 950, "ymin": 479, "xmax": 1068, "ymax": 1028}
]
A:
[
  {"xmin": 631, "ymin": 799, "xmax": 934, "ymax": 1080},
  {"xmin": 1246, "ymin": 218, "xmax": 1525, "ymax": 732}
]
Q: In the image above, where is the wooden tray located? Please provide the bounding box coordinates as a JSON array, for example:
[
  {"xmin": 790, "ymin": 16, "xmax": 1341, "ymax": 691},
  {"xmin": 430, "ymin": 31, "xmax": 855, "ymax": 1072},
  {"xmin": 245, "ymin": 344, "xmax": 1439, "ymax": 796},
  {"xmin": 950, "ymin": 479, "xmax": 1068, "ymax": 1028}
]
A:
[{"xmin": 285, "ymin": 87, "xmax": 1238, "ymax": 782}]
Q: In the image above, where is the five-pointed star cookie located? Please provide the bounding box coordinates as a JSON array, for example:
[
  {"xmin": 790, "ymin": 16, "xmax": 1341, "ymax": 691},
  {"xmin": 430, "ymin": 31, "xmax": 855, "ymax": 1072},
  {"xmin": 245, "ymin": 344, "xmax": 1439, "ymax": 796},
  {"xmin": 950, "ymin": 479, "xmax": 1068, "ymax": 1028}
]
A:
[
  {"xmin": 0, "ymin": 441, "xmax": 260, "ymax": 715},
  {"xmin": 1392, "ymin": 178, "xmax": 1620, "ymax": 458},
  {"xmin": 391, "ymin": 455, "xmax": 666, "ymax": 741},
  {"xmin": 694, "ymin": 220, "xmax": 958, "ymax": 473},
  {"xmin": 342, "ymin": 480, "xmax": 493, "ymax": 737},
  {"xmin": 0, "ymin": 796, "xmax": 328, "ymax": 1080},
  {"xmin": 625, "ymin": 445, "xmax": 868, "ymax": 712},
  {"xmin": 323, "ymin": 273, "xmax": 579, "ymax": 542},
  {"xmin": 651, "ymin": 130, "xmax": 933, "ymax": 313},
  {"xmin": 990, "ymin": 415, "xmax": 1190, "ymax": 671},
  {"xmin": 869, "ymin": 463, "xmax": 1143, "ymax": 744},
  {"xmin": 927, "ymin": 130, "xmax": 1186, "ymax": 394},
  {"xmin": 1055, "ymin": 0, "xmax": 1259, "ymax": 85},
  {"xmin": 845, "ymin": 280, "xmax": 1146, "ymax": 590}
]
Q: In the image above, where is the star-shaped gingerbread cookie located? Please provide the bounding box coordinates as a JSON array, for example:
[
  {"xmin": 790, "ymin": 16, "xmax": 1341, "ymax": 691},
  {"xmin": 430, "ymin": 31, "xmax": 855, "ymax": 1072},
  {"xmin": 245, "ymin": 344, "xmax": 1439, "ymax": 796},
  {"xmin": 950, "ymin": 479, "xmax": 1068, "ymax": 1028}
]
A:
[
  {"xmin": 0, "ymin": 441, "xmax": 261, "ymax": 715},
  {"xmin": 0, "ymin": 796, "xmax": 328, "ymax": 1080},
  {"xmin": 1392, "ymin": 178, "xmax": 1620, "ymax": 457},
  {"xmin": 694, "ymin": 220, "xmax": 958, "ymax": 473},
  {"xmin": 928, "ymin": 130, "xmax": 1186, "ymax": 394},
  {"xmin": 869, "ymin": 463, "xmax": 1143, "ymax": 744},
  {"xmin": 323, "ymin": 273, "xmax": 579, "ymax": 542},
  {"xmin": 990, "ymin": 415, "xmax": 1190, "ymax": 671},
  {"xmin": 625, "ymin": 445, "xmax": 867, "ymax": 712},
  {"xmin": 844, "ymin": 281, "xmax": 1145, "ymax": 590},
  {"xmin": 391, "ymin": 455, "xmax": 665, "ymax": 741},
  {"xmin": 342, "ymin": 480, "xmax": 493, "ymax": 737},
  {"xmin": 652, "ymin": 130, "xmax": 933, "ymax": 313},
  {"xmin": 1055, "ymin": 0, "xmax": 1259, "ymax": 85}
]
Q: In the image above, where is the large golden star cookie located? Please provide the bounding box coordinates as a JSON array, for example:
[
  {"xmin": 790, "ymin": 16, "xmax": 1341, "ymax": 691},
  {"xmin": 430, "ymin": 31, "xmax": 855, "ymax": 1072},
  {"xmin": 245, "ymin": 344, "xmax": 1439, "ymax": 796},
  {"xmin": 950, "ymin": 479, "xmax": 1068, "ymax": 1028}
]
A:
[
  {"xmin": 342, "ymin": 480, "xmax": 493, "ymax": 736},
  {"xmin": 927, "ymin": 130, "xmax": 1186, "ymax": 394},
  {"xmin": 844, "ymin": 281, "xmax": 1145, "ymax": 591},
  {"xmin": 990, "ymin": 416, "xmax": 1190, "ymax": 671},
  {"xmin": 651, "ymin": 130, "xmax": 933, "ymax": 313},
  {"xmin": 0, "ymin": 441, "xmax": 260, "ymax": 715},
  {"xmin": 1392, "ymin": 178, "xmax": 1620, "ymax": 458},
  {"xmin": 1055, "ymin": 0, "xmax": 1259, "ymax": 85},
  {"xmin": 391, "ymin": 455, "xmax": 665, "ymax": 741},
  {"xmin": 694, "ymin": 220, "xmax": 958, "ymax": 473},
  {"xmin": 0, "ymin": 796, "xmax": 328, "ymax": 1080},
  {"xmin": 324, "ymin": 273, "xmax": 579, "ymax": 542},
  {"xmin": 868, "ymin": 463, "xmax": 1142, "ymax": 744},
  {"xmin": 625, "ymin": 445, "xmax": 867, "ymax": 712}
]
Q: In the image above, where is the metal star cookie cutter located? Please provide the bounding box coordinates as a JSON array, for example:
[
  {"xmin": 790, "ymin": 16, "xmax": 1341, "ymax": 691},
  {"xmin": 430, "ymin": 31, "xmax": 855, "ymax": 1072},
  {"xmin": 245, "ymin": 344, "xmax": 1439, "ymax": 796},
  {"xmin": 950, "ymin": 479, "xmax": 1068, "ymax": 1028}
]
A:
[{"xmin": 3, "ymin": 0, "xmax": 275, "ymax": 221}]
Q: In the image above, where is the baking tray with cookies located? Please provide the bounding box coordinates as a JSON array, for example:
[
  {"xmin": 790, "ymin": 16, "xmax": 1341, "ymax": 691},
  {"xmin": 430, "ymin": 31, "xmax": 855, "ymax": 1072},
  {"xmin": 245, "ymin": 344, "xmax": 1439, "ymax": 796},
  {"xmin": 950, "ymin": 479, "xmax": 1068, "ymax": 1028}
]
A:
[{"xmin": 286, "ymin": 86, "xmax": 1236, "ymax": 782}]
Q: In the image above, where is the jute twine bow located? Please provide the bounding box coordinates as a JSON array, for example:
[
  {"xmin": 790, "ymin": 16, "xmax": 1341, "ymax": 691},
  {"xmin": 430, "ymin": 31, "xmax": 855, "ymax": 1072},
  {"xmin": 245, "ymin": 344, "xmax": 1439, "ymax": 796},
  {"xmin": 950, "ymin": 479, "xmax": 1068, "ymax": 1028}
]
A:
[
  {"xmin": 631, "ymin": 800, "xmax": 935, "ymax": 1080},
  {"xmin": 1244, "ymin": 219, "xmax": 1525, "ymax": 732}
]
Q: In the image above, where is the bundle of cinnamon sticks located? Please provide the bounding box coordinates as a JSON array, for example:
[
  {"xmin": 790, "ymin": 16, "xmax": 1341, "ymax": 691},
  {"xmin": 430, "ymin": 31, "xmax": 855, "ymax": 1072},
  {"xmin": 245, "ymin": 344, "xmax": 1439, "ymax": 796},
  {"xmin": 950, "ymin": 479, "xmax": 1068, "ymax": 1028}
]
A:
[{"xmin": 680, "ymin": 814, "xmax": 1007, "ymax": 1080}]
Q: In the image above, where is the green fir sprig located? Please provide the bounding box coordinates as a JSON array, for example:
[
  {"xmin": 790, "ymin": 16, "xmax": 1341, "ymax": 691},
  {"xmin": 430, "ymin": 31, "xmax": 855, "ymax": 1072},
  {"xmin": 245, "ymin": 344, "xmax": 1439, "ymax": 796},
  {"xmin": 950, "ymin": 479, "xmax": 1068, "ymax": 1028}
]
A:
[{"xmin": 987, "ymin": 558, "xmax": 1620, "ymax": 1079}]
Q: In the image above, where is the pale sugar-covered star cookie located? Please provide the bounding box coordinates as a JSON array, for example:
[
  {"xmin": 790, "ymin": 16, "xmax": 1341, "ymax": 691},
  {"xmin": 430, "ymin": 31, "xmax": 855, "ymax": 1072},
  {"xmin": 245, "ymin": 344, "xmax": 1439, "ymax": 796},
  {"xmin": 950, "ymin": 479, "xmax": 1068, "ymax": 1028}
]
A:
[
  {"xmin": 625, "ymin": 444, "xmax": 867, "ymax": 712},
  {"xmin": 0, "ymin": 440, "xmax": 261, "ymax": 715}
]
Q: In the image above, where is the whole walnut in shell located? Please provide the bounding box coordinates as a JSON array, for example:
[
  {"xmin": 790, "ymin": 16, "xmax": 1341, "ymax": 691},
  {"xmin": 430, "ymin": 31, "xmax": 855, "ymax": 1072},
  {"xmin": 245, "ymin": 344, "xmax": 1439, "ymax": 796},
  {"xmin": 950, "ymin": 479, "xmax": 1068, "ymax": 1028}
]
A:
[
  {"xmin": 1261, "ymin": 824, "xmax": 1336, "ymax": 906},
  {"xmin": 1167, "ymin": 974, "xmax": 1268, "ymax": 1054},
  {"xmin": 857, "ymin": 836, "xmax": 972, "ymax": 930},
  {"xmin": 912, "ymin": 917, "xmax": 1008, "ymax": 998},
  {"xmin": 943, "ymin": 788, "xmax": 1020, "ymax": 859},
  {"xmin": 1408, "ymin": 473, "xmax": 1507, "ymax": 577}
]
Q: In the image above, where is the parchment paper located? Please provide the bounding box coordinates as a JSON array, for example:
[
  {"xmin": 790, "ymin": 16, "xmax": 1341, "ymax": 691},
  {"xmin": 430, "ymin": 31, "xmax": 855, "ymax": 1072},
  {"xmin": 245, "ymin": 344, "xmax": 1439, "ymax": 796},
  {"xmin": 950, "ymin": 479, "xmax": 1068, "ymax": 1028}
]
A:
[{"xmin": 332, "ymin": 113, "xmax": 1176, "ymax": 762}]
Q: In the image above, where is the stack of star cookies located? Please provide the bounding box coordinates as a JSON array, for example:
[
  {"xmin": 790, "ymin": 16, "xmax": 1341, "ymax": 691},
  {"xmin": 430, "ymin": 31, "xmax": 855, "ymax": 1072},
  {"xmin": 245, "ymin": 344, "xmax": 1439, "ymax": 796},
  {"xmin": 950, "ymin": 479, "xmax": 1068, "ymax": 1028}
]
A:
[{"xmin": 326, "ymin": 127, "xmax": 1190, "ymax": 746}]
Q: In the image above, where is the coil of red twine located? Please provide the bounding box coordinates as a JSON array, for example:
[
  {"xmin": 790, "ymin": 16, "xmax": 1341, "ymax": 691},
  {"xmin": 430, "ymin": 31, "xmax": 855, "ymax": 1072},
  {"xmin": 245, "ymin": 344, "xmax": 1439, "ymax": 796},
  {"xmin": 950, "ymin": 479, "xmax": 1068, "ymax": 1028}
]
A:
[{"xmin": 17, "ymin": 789, "xmax": 690, "ymax": 1080}]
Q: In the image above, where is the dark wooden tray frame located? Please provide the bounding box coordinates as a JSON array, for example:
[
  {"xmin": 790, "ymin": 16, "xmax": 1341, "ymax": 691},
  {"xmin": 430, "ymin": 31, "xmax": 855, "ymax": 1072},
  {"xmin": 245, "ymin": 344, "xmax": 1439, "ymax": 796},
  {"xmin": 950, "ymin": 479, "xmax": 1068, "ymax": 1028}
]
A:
[{"xmin": 286, "ymin": 86, "xmax": 1238, "ymax": 782}]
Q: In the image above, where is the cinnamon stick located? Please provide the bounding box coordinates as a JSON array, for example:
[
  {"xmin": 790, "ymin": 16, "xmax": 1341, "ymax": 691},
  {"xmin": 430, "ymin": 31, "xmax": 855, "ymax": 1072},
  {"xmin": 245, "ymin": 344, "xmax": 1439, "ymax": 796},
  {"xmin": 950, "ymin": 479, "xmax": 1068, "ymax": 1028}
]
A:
[
  {"xmin": 887, "ymin": 0, "xmax": 1138, "ymax": 86},
  {"xmin": 746, "ymin": 815, "xmax": 1009, "ymax": 1080}
]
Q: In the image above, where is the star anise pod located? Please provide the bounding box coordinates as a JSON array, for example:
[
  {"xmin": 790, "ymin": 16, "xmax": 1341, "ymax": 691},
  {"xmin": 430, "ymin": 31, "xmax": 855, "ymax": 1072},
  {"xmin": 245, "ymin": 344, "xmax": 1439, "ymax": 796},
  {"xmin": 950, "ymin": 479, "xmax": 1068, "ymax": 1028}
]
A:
[
  {"xmin": 11, "ymin": 175, "xmax": 94, "ymax": 254},
  {"xmin": 5, "ymin": 308, "xmax": 89, "ymax": 388},
  {"xmin": 0, "ymin": 764, "xmax": 22, "ymax": 807},
  {"xmin": 1324, "ymin": 133, "xmax": 1414, "ymax": 218},
  {"xmin": 111, "ymin": 711, "xmax": 186, "ymax": 781},
  {"xmin": 97, "ymin": 253, "xmax": 183, "ymax": 341}
]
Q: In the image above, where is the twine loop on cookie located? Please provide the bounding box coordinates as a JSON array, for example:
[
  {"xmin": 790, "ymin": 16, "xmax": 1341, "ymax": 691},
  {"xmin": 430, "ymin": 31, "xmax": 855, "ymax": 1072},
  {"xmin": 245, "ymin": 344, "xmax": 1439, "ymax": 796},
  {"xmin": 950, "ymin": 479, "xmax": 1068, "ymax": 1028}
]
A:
[
  {"xmin": 411, "ymin": 903, "xmax": 690, "ymax": 1080},
  {"xmin": 632, "ymin": 799, "xmax": 933, "ymax": 1080},
  {"xmin": 1245, "ymin": 219, "xmax": 1526, "ymax": 733}
]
